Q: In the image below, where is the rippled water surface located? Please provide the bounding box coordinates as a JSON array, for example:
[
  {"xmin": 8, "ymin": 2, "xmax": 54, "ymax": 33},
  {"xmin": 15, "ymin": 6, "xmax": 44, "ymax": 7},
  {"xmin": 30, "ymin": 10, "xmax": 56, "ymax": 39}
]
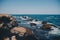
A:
[{"xmin": 12, "ymin": 14, "xmax": 60, "ymax": 26}]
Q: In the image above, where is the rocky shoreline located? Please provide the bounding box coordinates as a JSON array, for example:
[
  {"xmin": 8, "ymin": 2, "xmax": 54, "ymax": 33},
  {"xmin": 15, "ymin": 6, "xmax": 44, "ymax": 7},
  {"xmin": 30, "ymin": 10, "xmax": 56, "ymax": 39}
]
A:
[{"xmin": 0, "ymin": 14, "xmax": 60, "ymax": 40}]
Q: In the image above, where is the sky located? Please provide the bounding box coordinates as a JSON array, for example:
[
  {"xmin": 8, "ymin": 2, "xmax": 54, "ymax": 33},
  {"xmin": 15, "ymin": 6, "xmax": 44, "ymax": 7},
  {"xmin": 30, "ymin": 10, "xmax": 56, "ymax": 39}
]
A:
[{"xmin": 0, "ymin": 0, "xmax": 60, "ymax": 14}]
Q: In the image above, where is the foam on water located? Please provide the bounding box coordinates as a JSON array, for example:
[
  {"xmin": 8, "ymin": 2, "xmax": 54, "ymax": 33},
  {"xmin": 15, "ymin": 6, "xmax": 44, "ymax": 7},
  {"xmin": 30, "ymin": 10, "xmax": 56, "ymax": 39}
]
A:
[{"xmin": 49, "ymin": 26, "xmax": 59, "ymax": 34}]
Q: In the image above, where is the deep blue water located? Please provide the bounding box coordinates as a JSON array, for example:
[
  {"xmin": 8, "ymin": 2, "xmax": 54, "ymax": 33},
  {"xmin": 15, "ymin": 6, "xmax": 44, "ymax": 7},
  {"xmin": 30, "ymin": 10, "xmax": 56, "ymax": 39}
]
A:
[{"xmin": 11, "ymin": 14, "xmax": 60, "ymax": 26}]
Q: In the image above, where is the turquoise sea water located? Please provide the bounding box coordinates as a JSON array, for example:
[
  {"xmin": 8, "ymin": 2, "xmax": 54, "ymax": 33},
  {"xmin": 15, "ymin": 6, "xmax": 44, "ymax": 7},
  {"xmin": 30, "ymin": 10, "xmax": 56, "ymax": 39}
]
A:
[{"xmin": 11, "ymin": 14, "xmax": 60, "ymax": 26}]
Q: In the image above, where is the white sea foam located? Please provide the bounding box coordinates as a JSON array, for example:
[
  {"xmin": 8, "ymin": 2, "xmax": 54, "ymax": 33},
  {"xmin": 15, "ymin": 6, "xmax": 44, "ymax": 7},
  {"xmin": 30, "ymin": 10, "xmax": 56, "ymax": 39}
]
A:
[{"xmin": 49, "ymin": 26, "xmax": 59, "ymax": 35}]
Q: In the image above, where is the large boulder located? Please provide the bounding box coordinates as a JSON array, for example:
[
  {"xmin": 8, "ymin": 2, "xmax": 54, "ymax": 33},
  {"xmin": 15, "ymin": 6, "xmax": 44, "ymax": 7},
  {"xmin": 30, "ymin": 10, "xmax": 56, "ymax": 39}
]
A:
[
  {"xmin": 10, "ymin": 27, "xmax": 33, "ymax": 36},
  {"xmin": 10, "ymin": 27, "xmax": 37, "ymax": 40}
]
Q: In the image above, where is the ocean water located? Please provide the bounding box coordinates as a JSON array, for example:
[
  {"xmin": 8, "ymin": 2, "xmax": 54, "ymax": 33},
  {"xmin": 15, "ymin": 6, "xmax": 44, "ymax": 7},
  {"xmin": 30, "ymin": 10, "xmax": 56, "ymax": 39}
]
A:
[
  {"xmin": 11, "ymin": 14, "xmax": 60, "ymax": 40},
  {"xmin": 11, "ymin": 14, "xmax": 60, "ymax": 26}
]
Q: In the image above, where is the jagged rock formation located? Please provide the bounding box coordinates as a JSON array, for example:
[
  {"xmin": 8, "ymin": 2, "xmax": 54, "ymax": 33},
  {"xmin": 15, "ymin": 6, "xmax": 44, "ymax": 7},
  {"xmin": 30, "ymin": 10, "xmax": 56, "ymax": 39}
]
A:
[
  {"xmin": 0, "ymin": 14, "xmax": 18, "ymax": 29},
  {"xmin": 0, "ymin": 14, "xmax": 18, "ymax": 40}
]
